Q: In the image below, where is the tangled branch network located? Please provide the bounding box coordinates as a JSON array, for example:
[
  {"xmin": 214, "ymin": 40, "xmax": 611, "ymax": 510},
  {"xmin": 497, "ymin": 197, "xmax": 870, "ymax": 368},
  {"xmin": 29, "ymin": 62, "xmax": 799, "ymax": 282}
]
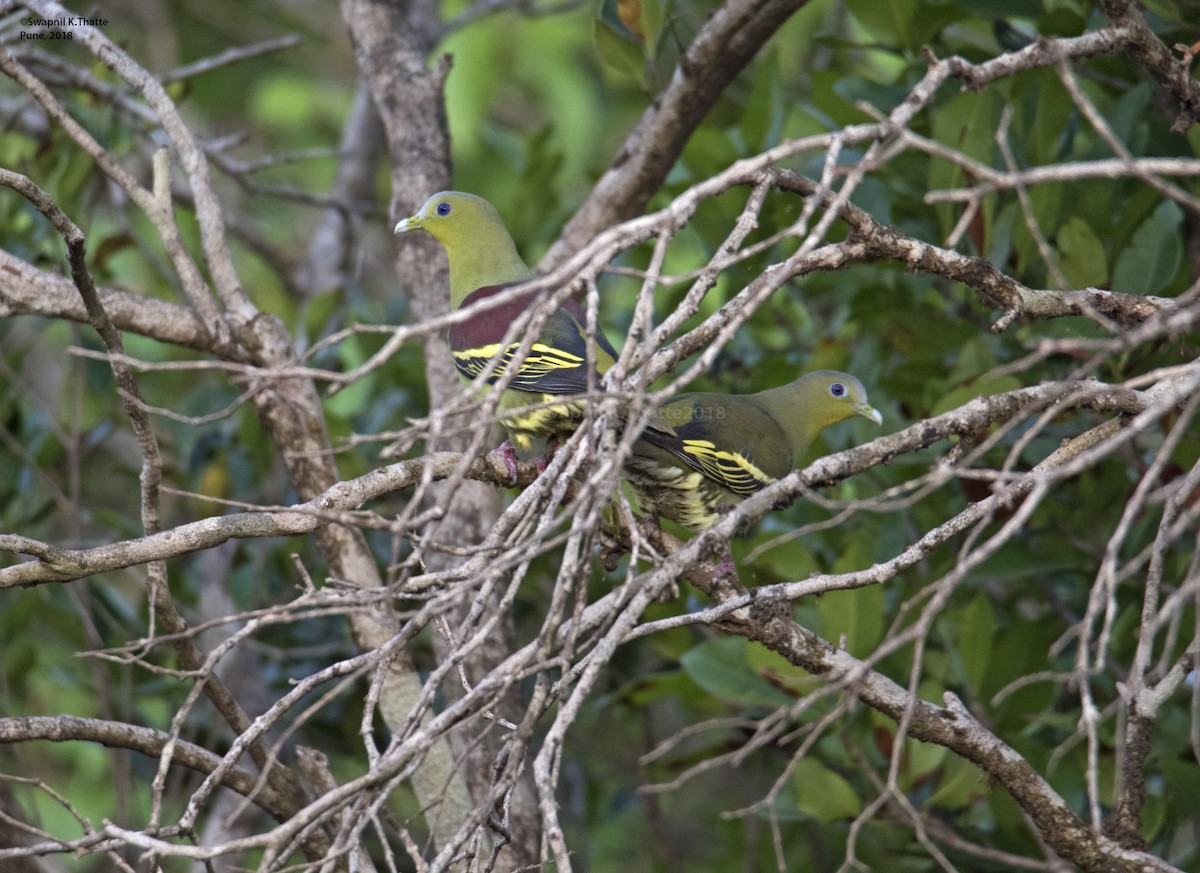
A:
[{"xmin": 1, "ymin": 1, "xmax": 1198, "ymax": 872}]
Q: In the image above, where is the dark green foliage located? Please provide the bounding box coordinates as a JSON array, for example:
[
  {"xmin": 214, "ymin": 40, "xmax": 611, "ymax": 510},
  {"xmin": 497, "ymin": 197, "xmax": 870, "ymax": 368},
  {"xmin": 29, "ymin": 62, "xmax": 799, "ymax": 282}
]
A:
[{"xmin": 2, "ymin": 0, "xmax": 1198, "ymax": 869}]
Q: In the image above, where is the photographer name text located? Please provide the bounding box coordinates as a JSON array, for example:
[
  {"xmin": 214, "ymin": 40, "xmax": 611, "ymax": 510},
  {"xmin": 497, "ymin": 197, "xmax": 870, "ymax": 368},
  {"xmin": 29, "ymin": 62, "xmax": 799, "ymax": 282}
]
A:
[{"xmin": 20, "ymin": 16, "xmax": 109, "ymax": 38}]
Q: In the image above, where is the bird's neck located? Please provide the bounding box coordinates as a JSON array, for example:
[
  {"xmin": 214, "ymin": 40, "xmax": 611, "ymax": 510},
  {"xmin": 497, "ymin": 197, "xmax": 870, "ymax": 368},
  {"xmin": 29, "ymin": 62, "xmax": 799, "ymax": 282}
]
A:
[
  {"xmin": 753, "ymin": 381, "xmax": 825, "ymax": 466},
  {"xmin": 447, "ymin": 236, "xmax": 534, "ymax": 309}
]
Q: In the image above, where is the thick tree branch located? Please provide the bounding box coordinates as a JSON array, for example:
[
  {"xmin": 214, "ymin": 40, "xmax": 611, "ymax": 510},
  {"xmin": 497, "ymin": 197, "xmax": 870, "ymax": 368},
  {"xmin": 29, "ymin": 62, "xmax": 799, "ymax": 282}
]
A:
[
  {"xmin": 542, "ymin": 0, "xmax": 812, "ymax": 268},
  {"xmin": 0, "ymin": 716, "xmax": 296, "ymax": 825},
  {"xmin": 3, "ymin": 5, "xmax": 1197, "ymax": 869},
  {"xmin": 4, "ymin": 8, "xmax": 466, "ymax": 863},
  {"xmin": 0, "ymin": 451, "xmax": 531, "ymax": 588},
  {"xmin": 2, "ymin": 372, "xmax": 1173, "ymax": 595},
  {"xmin": 732, "ymin": 613, "xmax": 1184, "ymax": 873},
  {"xmin": 344, "ymin": 0, "xmax": 544, "ymax": 864},
  {"xmin": 770, "ymin": 169, "xmax": 1179, "ymax": 329},
  {"xmin": 294, "ymin": 78, "xmax": 387, "ymax": 298},
  {"xmin": 1096, "ymin": 0, "xmax": 1200, "ymax": 132},
  {"xmin": 0, "ymin": 166, "xmax": 324, "ymax": 861},
  {"xmin": 663, "ymin": 446, "xmax": 1193, "ymax": 873},
  {"xmin": 0, "ymin": 248, "xmax": 215, "ymax": 352}
]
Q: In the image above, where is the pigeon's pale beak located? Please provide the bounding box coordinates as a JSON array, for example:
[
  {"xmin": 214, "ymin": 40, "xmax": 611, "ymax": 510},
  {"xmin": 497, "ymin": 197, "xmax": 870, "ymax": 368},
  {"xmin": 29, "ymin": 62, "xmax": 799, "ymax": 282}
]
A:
[
  {"xmin": 393, "ymin": 215, "xmax": 420, "ymax": 234},
  {"xmin": 854, "ymin": 403, "xmax": 883, "ymax": 426}
]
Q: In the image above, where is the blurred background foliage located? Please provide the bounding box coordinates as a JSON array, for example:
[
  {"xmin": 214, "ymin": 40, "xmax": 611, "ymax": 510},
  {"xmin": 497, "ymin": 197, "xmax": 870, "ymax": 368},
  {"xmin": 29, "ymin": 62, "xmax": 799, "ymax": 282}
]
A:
[{"xmin": 1, "ymin": 0, "xmax": 1198, "ymax": 869}]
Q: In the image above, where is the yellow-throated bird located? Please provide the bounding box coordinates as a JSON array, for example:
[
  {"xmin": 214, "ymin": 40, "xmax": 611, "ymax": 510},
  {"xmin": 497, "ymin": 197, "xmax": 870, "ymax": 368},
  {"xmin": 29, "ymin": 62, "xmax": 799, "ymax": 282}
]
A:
[
  {"xmin": 625, "ymin": 370, "xmax": 882, "ymax": 577},
  {"xmin": 395, "ymin": 191, "xmax": 619, "ymax": 480}
]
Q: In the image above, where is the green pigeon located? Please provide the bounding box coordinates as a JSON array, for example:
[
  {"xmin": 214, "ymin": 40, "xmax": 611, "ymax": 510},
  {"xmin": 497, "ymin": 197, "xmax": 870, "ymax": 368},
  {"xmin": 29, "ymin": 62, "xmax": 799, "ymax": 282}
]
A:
[
  {"xmin": 395, "ymin": 191, "xmax": 619, "ymax": 479},
  {"xmin": 625, "ymin": 370, "xmax": 882, "ymax": 577}
]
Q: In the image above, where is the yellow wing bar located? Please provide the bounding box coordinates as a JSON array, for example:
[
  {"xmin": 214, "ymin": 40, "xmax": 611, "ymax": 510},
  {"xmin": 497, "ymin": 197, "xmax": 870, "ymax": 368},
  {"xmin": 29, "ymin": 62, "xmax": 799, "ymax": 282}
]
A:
[
  {"xmin": 680, "ymin": 439, "xmax": 775, "ymax": 498},
  {"xmin": 453, "ymin": 342, "xmax": 584, "ymax": 387}
]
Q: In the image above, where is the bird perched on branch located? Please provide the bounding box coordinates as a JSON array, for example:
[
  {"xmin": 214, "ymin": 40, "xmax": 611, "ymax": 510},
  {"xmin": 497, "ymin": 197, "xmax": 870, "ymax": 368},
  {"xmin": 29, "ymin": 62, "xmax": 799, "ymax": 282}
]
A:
[
  {"xmin": 395, "ymin": 191, "xmax": 619, "ymax": 480},
  {"xmin": 624, "ymin": 370, "xmax": 882, "ymax": 578}
]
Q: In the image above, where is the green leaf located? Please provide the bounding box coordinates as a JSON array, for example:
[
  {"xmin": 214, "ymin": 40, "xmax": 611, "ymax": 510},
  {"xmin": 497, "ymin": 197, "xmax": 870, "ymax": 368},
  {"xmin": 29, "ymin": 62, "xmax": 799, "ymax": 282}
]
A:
[
  {"xmin": 593, "ymin": 15, "xmax": 646, "ymax": 86},
  {"xmin": 623, "ymin": 669, "xmax": 697, "ymax": 706},
  {"xmin": 845, "ymin": 0, "xmax": 959, "ymax": 54},
  {"xmin": 746, "ymin": 643, "xmax": 822, "ymax": 697},
  {"xmin": 958, "ymin": 591, "xmax": 995, "ymax": 693},
  {"xmin": 926, "ymin": 755, "xmax": 985, "ymax": 809},
  {"xmin": 929, "ymin": 90, "xmax": 1001, "ymax": 237},
  {"xmin": 987, "ymin": 622, "xmax": 1057, "ymax": 719},
  {"xmin": 741, "ymin": 59, "xmax": 782, "ymax": 151},
  {"xmin": 749, "ymin": 536, "xmax": 817, "ymax": 582},
  {"xmin": 1057, "ymin": 216, "xmax": 1108, "ymax": 288},
  {"xmin": 1105, "ymin": 83, "xmax": 1151, "ymax": 149},
  {"xmin": 1014, "ymin": 184, "xmax": 1064, "ymax": 280},
  {"xmin": 818, "ymin": 550, "xmax": 885, "ymax": 654},
  {"xmin": 953, "ymin": 0, "xmax": 1042, "ymax": 13},
  {"xmin": 932, "ymin": 375, "xmax": 1023, "ymax": 416},
  {"xmin": 1139, "ymin": 0, "xmax": 1187, "ymax": 22},
  {"xmin": 792, "ymin": 758, "xmax": 862, "ymax": 823},
  {"xmin": 638, "ymin": 0, "xmax": 666, "ymax": 54},
  {"xmin": 1032, "ymin": 68, "xmax": 1072, "ymax": 164},
  {"xmin": 905, "ymin": 732, "xmax": 949, "ymax": 784},
  {"xmin": 303, "ymin": 290, "xmax": 342, "ymax": 339},
  {"xmin": 680, "ymin": 637, "xmax": 794, "ymax": 708},
  {"xmin": 326, "ymin": 336, "xmax": 375, "ymax": 419},
  {"xmin": 1111, "ymin": 200, "xmax": 1184, "ymax": 295}
]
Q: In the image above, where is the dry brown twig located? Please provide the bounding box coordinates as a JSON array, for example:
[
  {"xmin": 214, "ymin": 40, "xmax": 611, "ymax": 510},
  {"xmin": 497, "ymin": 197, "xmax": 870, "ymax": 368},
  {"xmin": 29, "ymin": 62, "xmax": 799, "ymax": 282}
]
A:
[{"xmin": 2, "ymin": 1, "xmax": 1199, "ymax": 870}]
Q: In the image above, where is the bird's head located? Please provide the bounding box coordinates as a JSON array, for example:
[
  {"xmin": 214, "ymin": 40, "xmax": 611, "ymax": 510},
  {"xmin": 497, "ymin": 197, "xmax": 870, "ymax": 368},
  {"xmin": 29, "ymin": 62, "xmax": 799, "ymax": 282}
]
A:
[
  {"xmin": 394, "ymin": 191, "xmax": 500, "ymax": 247},
  {"xmin": 394, "ymin": 191, "xmax": 532, "ymax": 306},
  {"xmin": 756, "ymin": 370, "xmax": 882, "ymax": 466},
  {"xmin": 801, "ymin": 371, "xmax": 883, "ymax": 428}
]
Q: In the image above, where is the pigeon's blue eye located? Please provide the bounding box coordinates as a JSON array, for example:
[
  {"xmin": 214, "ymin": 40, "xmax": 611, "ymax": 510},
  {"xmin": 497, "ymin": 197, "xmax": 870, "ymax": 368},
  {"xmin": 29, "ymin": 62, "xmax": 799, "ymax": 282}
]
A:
[
  {"xmin": 436, "ymin": 202, "xmax": 451, "ymax": 216},
  {"xmin": 830, "ymin": 383, "xmax": 846, "ymax": 397}
]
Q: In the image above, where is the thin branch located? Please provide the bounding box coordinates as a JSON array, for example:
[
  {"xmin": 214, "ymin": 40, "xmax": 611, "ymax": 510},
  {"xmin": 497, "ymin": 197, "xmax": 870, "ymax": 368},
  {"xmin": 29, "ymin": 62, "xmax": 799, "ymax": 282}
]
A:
[
  {"xmin": 0, "ymin": 716, "xmax": 295, "ymax": 823},
  {"xmin": 158, "ymin": 34, "xmax": 302, "ymax": 85}
]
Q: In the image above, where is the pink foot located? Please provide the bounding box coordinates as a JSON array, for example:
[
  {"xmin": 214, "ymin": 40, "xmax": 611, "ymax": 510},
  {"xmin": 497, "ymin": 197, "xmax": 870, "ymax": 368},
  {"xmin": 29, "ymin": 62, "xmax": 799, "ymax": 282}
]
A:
[
  {"xmin": 713, "ymin": 551, "xmax": 739, "ymax": 582},
  {"xmin": 529, "ymin": 438, "xmax": 559, "ymax": 476},
  {"xmin": 488, "ymin": 439, "xmax": 521, "ymax": 486},
  {"xmin": 636, "ymin": 514, "xmax": 664, "ymax": 538}
]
